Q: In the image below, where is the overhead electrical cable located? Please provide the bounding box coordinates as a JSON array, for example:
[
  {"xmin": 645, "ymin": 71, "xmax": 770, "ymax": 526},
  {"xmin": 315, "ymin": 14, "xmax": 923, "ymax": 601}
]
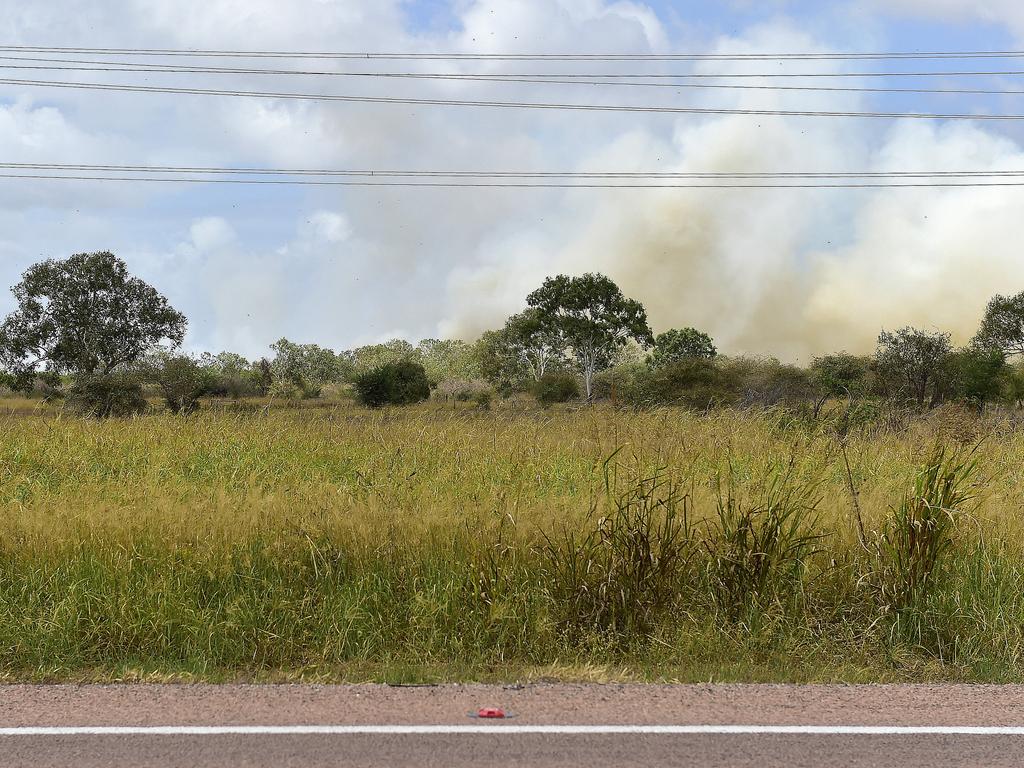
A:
[
  {"xmin": 7, "ymin": 55, "xmax": 1024, "ymax": 78},
  {"xmin": 4, "ymin": 59, "xmax": 1024, "ymax": 95},
  {"xmin": 4, "ymin": 162, "xmax": 1024, "ymax": 178},
  {"xmin": 5, "ymin": 172, "xmax": 1024, "ymax": 188},
  {"xmin": 8, "ymin": 45, "xmax": 1024, "ymax": 61},
  {"xmin": 3, "ymin": 77, "xmax": 1024, "ymax": 119}
]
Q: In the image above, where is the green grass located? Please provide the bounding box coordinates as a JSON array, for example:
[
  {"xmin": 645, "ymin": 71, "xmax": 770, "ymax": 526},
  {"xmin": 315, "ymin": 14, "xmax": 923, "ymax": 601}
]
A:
[{"xmin": 1, "ymin": 398, "xmax": 1024, "ymax": 682}]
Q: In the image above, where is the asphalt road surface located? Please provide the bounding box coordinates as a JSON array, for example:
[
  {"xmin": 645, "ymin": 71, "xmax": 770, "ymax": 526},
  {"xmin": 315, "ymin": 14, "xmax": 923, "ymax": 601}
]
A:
[{"xmin": 2, "ymin": 683, "xmax": 1024, "ymax": 767}]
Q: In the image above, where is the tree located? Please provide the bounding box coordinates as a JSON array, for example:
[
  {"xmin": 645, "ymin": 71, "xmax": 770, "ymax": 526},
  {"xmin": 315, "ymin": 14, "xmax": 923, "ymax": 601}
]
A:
[
  {"xmin": 270, "ymin": 338, "xmax": 342, "ymax": 397},
  {"xmin": 354, "ymin": 360, "xmax": 431, "ymax": 407},
  {"xmin": 503, "ymin": 309, "xmax": 565, "ymax": 382},
  {"xmin": 349, "ymin": 339, "xmax": 418, "ymax": 377},
  {"xmin": 139, "ymin": 351, "xmax": 216, "ymax": 415},
  {"xmin": 974, "ymin": 292, "xmax": 1024, "ymax": 357},
  {"xmin": 252, "ymin": 358, "xmax": 274, "ymax": 396},
  {"xmin": 1005, "ymin": 361, "xmax": 1024, "ymax": 408},
  {"xmin": 810, "ymin": 353, "xmax": 873, "ymax": 398},
  {"xmin": 876, "ymin": 327, "xmax": 953, "ymax": 409},
  {"xmin": 200, "ymin": 351, "xmax": 251, "ymax": 398},
  {"xmin": 650, "ymin": 328, "xmax": 716, "ymax": 368},
  {"xmin": 474, "ymin": 329, "xmax": 528, "ymax": 394},
  {"xmin": 0, "ymin": 252, "xmax": 186, "ymax": 383},
  {"xmin": 941, "ymin": 347, "xmax": 1006, "ymax": 409},
  {"xmin": 527, "ymin": 273, "xmax": 653, "ymax": 400},
  {"xmin": 474, "ymin": 310, "xmax": 565, "ymax": 394},
  {"xmin": 416, "ymin": 338, "xmax": 480, "ymax": 383}
]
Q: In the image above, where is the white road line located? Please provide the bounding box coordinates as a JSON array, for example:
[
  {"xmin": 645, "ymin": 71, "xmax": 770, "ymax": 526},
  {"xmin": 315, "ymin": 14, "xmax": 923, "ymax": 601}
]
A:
[{"xmin": 0, "ymin": 725, "xmax": 1023, "ymax": 736}]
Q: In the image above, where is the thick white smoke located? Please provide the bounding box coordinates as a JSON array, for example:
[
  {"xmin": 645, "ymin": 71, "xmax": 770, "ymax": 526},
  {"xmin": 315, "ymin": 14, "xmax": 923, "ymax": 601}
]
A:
[{"xmin": 440, "ymin": 27, "xmax": 1024, "ymax": 362}]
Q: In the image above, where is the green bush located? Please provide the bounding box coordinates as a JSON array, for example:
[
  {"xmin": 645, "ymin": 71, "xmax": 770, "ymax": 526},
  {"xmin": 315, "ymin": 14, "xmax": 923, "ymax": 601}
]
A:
[
  {"xmin": 597, "ymin": 357, "xmax": 818, "ymax": 412},
  {"xmin": 591, "ymin": 363, "xmax": 648, "ymax": 404},
  {"xmin": 66, "ymin": 374, "xmax": 147, "ymax": 418},
  {"xmin": 268, "ymin": 380, "xmax": 303, "ymax": 401},
  {"xmin": 810, "ymin": 353, "xmax": 874, "ymax": 399},
  {"xmin": 355, "ymin": 360, "xmax": 431, "ymax": 407},
  {"xmin": 720, "ymin": 356, "xmax": 817, "ymax": 408},
  {"xmin": 633, "ymin": 358, "xmax": 735, "ymax": 409},
  {"xmin": 534, "ymin": 371, "xmax": 580, "ymax": 407},
  {"xmin": 140, "ymin": 353, "xmax": 216, "ymax": 415}
]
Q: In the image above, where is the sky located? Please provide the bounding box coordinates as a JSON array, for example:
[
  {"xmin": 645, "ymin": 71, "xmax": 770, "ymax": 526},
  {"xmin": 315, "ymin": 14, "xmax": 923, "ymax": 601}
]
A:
[{"xmin": 2, "ymin": 0, "xmax": 1024, "ymax": 362}]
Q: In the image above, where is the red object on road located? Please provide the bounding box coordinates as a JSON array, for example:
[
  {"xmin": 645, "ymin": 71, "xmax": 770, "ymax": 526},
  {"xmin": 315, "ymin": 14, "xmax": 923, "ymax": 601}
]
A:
[{"xmin": 476, "ymin": 707, "xmax": 506, "ymax": 719}]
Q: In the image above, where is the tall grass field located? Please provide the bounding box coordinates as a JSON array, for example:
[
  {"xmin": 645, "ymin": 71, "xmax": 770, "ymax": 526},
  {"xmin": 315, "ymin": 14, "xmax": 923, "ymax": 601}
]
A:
[{"xmin": 2, "ymin": 398, "xmax": 1023, "ymax": 683}]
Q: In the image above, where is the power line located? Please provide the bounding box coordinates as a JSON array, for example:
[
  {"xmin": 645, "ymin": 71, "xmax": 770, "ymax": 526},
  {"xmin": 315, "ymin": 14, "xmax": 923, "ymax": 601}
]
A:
[
  {"xmin": 5, "ymin": 172, "xmax": 1024, "ymax": 188},
  {"xmin": 5, "ymin": 59, "xmax": 1024, "ymax": 95},
  {"xmin": 5, "ymin": 163, "xmax": 1024, "ymax": 178},
  {"xmin": 3, "ymin": 77, "xmax": 1024, "ymax": 119},
  {"xmin": 8, "ymin": 55, "xmax": 1024, "ymax": 78},
  {"xmin": 7, "ymin": 45, "xmax": 1024, "ymax": 61}
]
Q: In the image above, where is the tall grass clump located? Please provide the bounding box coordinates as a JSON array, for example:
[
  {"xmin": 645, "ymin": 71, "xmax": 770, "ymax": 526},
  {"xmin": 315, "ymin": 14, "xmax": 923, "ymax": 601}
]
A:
[
  {"xmin": 705, "ymin": 464, "xmax": 824, "ymax": 619},
  {"xmin": 540, "ymin": 452, "xmax": 694, "ymax": 640},
  {"xmin": 871, "ymin": 446, "xmax": 980, "ymax": 610}
]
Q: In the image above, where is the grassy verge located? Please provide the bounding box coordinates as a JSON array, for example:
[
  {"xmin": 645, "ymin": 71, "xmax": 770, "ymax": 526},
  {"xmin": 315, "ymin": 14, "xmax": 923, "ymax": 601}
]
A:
[{"xmin": 1, "ymin": 399, "xmax": 1023, "ymax": 682}]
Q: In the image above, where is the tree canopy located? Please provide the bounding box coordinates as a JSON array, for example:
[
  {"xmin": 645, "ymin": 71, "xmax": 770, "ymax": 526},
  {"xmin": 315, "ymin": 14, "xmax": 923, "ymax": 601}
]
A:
[
  {"xmin": 876, "ymin": 327, "xmax": 953, "ymax": 409},
  {"xmin": 476, "ymin": 309, "xmax": 565, "ymax": 391},
  {"xmin": 650, "ymin": 327, "xmax": 717, "ymax": 368},
  {"xmin": 527, "ymin": 273, "xmax": 652, "ymax": 400},
  {"xmin": 270, "ymin": 338, "xmax": 344, "ymax": 394},
  {"xmin": 0, "ymin": 252, "xmax": 186, "ymax": 384},
  {"xmin": 974, "ymin": 292, "xmax": 1024, "ymax": 357},
  {"xmin": 809, "ymin": 352, "xmax": 873, "ymax": 398}
]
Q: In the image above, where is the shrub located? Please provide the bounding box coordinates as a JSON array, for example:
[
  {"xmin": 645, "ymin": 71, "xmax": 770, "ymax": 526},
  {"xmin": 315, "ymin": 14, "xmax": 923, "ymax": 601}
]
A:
[
  {"xmin": 435, "ymin": 378, "xmax": 491, "ymax": 405},
  {"xmin": 354, "ymin": 360, "xmax": 431, "ymax": 407},
  {"xmin": 810, "ymin": 353, "xmax": 874, "ymax": 399},
  {"xmin": 38, "ymin": 370, "xmax": 64, "ymax": 398},
  {"xmin": 533, "ymin": 371, "xmax": 580, "ymax": 407},
  {"xmin": 66, "ymin": 374, "xmax": 147, "ymax": 418},
  {"xmin": 591, "ymin": 363, "xmax": 648, "ymax": 404},
  {"xmin": 141, "ymin": 353, "xmax": 216, "ymax": 415},
  {"xmin": 633, "ymin": 358, "xmax": 734, "ymax": 409},
  {"xmin": 720, "ymin": 356, "xmax": 817, "ymax": 408},
  {"xmin": 473, "ymin": 389, "xmax": 493, "ymax": 410},
  {"xmin": 268, "ymin": 380, "xmax": 303, "ymax": 401}
]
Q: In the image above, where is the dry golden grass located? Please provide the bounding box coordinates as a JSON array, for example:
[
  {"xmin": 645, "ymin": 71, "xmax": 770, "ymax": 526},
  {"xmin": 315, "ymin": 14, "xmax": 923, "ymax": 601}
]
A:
[{"xmin": 0, "ymin": 397, "xmax": 1022, "ymax": 682}]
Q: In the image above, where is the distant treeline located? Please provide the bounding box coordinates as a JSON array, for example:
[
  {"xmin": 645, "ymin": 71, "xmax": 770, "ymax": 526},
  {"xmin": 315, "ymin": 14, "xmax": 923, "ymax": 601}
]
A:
[{"xmin": 2, "ymin": 251, "xmax": 1024, "ymax": 413}]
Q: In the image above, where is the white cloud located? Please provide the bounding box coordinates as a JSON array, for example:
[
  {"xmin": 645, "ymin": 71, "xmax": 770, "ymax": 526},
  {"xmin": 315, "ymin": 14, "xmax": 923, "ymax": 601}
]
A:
[
  {"xmin": 873, "ymin": 0, "xmax": 1024, "ymax": 34},
  {"xmin": 302, "ymin": 212, "xmax": 352, "ymax": 244},
  {"xmin": 189, "ymin": 217, "xmax": 238, "ymax": 253}
]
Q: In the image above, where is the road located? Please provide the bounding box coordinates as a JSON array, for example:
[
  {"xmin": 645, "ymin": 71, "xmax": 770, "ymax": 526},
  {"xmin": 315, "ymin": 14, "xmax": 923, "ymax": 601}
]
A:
[{"xmin": 1, "ymin": 682, "xmax": 1023, "ymax": 766}]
